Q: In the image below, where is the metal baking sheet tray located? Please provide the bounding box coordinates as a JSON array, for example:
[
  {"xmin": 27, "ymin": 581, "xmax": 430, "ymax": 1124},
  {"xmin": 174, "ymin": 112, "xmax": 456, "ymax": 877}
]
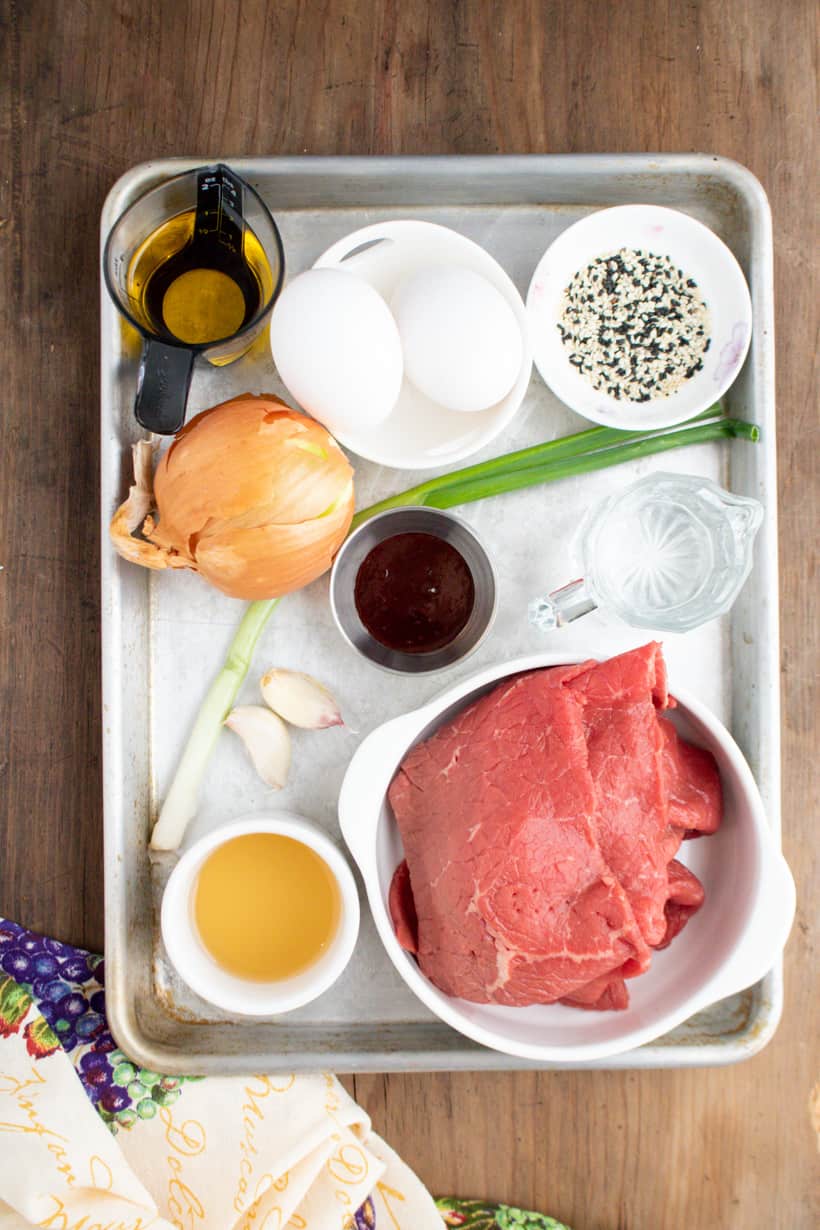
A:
[{"xmin": 101, "ymin": 155, "xmax": 779, "ymax": 1074}]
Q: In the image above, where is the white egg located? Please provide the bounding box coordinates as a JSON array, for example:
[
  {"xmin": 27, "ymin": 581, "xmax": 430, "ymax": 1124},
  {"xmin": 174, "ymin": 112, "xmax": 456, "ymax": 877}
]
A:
[
  {"xmin": 391, "ymin": 266, "xmax": 524, "ymax": 413},
  {"xmin": 270, "ymin": 268, "xmax": 403, "ymax": 437}
]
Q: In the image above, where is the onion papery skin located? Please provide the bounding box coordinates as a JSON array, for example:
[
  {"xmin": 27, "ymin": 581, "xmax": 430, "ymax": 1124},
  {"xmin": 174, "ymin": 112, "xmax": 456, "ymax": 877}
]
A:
[{"xmin": 147, "ymin": 394, "xmax": 355, "ymax": 599}]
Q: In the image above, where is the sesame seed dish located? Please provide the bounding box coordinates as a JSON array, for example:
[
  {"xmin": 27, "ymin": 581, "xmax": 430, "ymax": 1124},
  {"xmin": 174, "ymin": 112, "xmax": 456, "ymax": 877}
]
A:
[
  {"xmin": 557, "ymin": 248, "xmax": 711, "ymax": 403},
  {"xmin": 526, "ymin": 203, "xmax": 753, "ymax": 430}
]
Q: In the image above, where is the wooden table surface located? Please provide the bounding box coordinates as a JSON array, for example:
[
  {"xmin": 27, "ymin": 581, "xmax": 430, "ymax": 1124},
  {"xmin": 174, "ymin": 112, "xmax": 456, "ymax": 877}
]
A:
[{"xmin": 1, "ymin": 1, "xmax": 817, "ymax": 1225}]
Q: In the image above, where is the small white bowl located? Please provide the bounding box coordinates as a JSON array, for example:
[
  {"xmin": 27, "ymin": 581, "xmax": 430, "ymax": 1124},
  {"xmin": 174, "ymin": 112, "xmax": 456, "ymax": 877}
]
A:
[
  {"xmin": 313, "ymin": 220, "xmax": 533, "ymax": 470},
  {"xmin": 160, "ymin": 812, "xmax": 360, "ymax": 1016},
  {"xmin": 338, "ymin": 654, "xmax": 795, "ymax": 1064},
  {"xmin": 526, "ymin": 204, "xmax": 753, "ymax": 430}
]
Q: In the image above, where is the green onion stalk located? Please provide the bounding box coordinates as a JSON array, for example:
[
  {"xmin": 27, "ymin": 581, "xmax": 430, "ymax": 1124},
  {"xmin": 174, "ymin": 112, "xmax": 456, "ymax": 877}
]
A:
[
  {"xmin": 150, "ymin": 600, "xmax": 278, "ymax": 850},
  {"xmin": 150, "ymin": 402, "xmax": 757, "ymax": 849}
]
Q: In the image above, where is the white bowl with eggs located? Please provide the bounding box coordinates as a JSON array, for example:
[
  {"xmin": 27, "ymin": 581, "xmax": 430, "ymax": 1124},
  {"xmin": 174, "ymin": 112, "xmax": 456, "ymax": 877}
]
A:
[
  {"xmin": 270, "ymin": 220, "xmax": 532, "ymax": 469},
  {"xmin": 526, "ymin": 204, "xmax": 753, "ymax": 430},
  {"xmin": 338, "ymin": 654, "xmax": 795, "ymax": 1064},
  {"xmin": 160, "ymin": 812, "xmax": 360, "ymax": 1016}
]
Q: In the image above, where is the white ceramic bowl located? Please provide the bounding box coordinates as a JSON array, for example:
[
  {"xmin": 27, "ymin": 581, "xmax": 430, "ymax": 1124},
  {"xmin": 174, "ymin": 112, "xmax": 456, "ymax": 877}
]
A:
[
  {"xmin": 338, "ymin": 654, "xmax": 795, "ymax": 1063},
  {"xmin": 161, "ymin": 812, "xmax": 360, "ymax": 1016},
  {"xmin": 526, "ymin": 204, "xmax": 753, "ymax": 430},
  {"xmin": 312, "ymin": 220, "xmax": 533, "ymax": 469}
]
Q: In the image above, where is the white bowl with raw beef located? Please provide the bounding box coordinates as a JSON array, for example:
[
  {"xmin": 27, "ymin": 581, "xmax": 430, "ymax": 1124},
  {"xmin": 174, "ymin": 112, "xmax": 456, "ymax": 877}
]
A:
[{"xmin": 338, "ymin": 652, "xmax": 795, "ymax": 1063}]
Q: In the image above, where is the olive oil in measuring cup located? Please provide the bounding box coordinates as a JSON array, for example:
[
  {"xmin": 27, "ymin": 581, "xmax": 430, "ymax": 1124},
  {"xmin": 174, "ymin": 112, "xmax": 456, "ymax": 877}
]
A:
[
  {"xmin": 126, "ymin": 204, "xmax": 274, "ymax": 359},
  {"xmin": 103, "ymin": 164, "xmax": 285, "ymax": 434}
]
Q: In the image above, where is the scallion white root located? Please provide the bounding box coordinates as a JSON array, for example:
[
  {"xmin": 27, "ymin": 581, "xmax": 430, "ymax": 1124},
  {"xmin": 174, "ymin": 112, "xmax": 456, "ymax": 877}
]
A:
[{"xmin": 149, "ymin": 599, "xmax": 279, "ymax": 851}]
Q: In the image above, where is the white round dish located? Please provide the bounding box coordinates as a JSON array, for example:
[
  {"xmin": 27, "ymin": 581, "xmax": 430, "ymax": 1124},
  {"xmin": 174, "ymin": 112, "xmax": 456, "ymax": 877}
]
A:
[
  {"xmin": 526, "ymin": 204, "xmax": 753, "ymax": 430},
  {"xmin": 338, "ymin": 654, "xmax": 794, "ymax": 1064},
  {"xmin": 161, "ymin": 812, "xmax": 360, "ymax": 1016},
  {"xmin": 313, "ymin": 220, "xmax": 533, "ymax": 469}
]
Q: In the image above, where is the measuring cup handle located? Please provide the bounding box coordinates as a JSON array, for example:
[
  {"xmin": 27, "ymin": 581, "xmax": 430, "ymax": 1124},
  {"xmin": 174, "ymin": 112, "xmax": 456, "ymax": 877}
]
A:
[{"xmin": 135, "ymin": 340, "xmax": 195, "ymax": 435}]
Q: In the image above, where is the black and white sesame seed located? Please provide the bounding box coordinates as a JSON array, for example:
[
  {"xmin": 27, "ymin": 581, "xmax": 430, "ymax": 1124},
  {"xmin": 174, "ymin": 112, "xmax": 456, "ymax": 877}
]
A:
[{"xmin": 558, "ymin": 248, "xmax": 710, "ymax": 402}]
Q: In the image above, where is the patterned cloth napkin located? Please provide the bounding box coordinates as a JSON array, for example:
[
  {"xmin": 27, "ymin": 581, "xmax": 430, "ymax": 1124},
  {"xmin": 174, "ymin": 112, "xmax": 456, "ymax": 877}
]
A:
[{"xmin": 0, "ymin": 920, "xmax": 570, "ymax": 1230}]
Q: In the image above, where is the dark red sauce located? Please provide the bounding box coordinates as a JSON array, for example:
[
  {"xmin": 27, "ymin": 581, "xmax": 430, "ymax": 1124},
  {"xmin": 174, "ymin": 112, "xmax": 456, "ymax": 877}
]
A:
[{"xmin": 354, "ymin": 532, "xmax": 475, "ymax": 654}]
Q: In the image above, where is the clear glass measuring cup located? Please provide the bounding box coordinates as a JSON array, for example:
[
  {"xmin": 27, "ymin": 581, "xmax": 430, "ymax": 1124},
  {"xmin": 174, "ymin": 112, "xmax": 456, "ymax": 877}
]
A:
[
  {"xmin": 103, "ymin": 164, "xmax": 285, "ymax": 435},
  {"xmin": 529, "ymin": 472, "xmax": 763, "ymax": 634}
]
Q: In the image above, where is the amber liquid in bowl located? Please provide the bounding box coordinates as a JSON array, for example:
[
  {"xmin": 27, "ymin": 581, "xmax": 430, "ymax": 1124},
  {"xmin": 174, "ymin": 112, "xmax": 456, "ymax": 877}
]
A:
[
  {"xmin": 193, "ymin": 833, "xmax": 341, "ymax": 981},
  {"xmin": 126, "ymin": 208, "xmax": 274, "ymax": 356}
]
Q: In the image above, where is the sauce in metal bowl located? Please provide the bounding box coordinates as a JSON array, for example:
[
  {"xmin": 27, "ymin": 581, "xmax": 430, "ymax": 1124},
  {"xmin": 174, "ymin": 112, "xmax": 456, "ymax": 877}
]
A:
[{"xmin": 354, "ymin": 531, "xmax": 475, "ymax": 654}]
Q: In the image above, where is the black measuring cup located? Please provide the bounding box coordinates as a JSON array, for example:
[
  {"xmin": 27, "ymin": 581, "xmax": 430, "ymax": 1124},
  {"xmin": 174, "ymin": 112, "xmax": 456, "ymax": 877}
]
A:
[{"xmin": 103, "ymin": 164, "xmax": 285, "ymax": 435}]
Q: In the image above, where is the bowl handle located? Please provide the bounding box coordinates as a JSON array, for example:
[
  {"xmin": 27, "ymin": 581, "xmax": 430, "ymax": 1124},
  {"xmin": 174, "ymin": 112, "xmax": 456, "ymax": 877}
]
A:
[
  {"xmin": 713, "ymin": 844, "xmax": 796, "ymax": 1001},
  {"xmin": 315, "ymin": 225, "xmax": 398, "ymax": 273},
  {"xmin": 338, "ymin": 713, "xmax": 419, "ymax": 868}
]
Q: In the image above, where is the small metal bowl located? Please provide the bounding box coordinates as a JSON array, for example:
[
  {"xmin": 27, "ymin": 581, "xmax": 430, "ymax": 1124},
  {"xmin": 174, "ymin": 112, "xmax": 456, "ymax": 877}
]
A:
[{"xmin": 330, "ymin": 507, "xmax": 498, "ymax": 675}]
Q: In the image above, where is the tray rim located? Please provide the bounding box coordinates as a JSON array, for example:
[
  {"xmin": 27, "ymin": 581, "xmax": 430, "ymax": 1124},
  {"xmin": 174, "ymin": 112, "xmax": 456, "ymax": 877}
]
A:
[{"xmin": 101, "ymin": 152, "xmax": 781, "ymax": 1074}]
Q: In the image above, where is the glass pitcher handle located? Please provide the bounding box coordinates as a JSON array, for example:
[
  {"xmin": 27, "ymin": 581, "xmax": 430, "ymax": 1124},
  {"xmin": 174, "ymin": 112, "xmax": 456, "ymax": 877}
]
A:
[
  {"xmin": 528, "ymin": 578, "xmax": 598, "ymax": 631},
  {"xmin": 135, "ymin": 339, "xmax": 195, "ymax": 435}
]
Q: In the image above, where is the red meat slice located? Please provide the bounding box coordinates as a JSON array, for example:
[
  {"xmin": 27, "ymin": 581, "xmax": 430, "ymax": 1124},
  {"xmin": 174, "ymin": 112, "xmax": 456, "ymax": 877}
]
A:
[
  {"xmin": 659, "ymin": 717, "xmax": 722, "ymax": 839},
  {"xmin": 563, "ymin": 859, "xmax": 708, "ymax": 1007},
  {"xmin": 560, "ymin": 970, "xmax": 630, "ymax": 1012},
  {"xmin": 388, "ymin": 663, "xmax": 651, "ymax": 1007},
  {"xmin": 657, "ymin": 859, "xmax": 706, "ymax": 949},
  {"xmin": 389, "ymin": 859, "xmax": 418, "ymax": 953},
  {"xmin": 567, "ymin": 642, "xmax": 673, "ymax": 948},
  {"xmin": 387, "ymin": 645, "xmax": 722, "ymax": 1012}
]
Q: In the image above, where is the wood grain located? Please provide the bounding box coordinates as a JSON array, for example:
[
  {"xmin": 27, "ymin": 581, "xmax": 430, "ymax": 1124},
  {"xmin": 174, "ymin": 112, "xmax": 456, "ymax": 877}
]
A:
[{"xmin": 0, "ymin": 1, "xmax": 816, "ymax": 1226}]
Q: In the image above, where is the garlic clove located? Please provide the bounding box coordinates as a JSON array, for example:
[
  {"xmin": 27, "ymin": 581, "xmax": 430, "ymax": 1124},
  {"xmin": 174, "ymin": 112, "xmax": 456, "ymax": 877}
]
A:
[
  {"xmin": 225, "ymin": 706, "xmax": 291, "ymax": 789},
  {"xmin": 260, "ymin": 669, "xmax": 344, "ymax": 730}
]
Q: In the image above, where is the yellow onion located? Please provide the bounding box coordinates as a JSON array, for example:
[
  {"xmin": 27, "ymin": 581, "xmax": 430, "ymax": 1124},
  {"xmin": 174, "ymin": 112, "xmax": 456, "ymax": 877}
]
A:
[{"xmin": 110, "ymin": 394, "xmax": 355, "ymax": 600}]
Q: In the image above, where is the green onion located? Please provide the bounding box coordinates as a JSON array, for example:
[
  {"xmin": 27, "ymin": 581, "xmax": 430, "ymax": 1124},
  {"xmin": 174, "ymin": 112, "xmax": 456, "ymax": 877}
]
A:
[
  {"xmin": 150, "ymin": 599, "xmax": 279, "ymax": 850},
  {"xmin": 350, "ymin": 402, "xmax": 728, "ymax": 528},
  {"xmin": 401, "ymin": 417, "xmax": 759, "ymax": 512},
  {"xmin": 150, "ymin": 406, "xmax": 757, "ymax": 849}
]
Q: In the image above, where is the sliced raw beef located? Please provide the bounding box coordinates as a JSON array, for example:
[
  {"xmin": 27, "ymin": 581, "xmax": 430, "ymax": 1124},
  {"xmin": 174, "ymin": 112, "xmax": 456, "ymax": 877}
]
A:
[
  {"xmin": 388, "ymin": 858, "xmax": 419, "ymax": 953},
  {"xmin": 567, "ymin": 643, "xmax": 674, "ymax": 948},
  {"xmin": 557, "ymin": 644, "xmax": 720, "ymax": 1012},
  {"xmin": 659, "ymin": 717, "xmax": 722, "ymax": 839},
  {"xmin": 563, "ymin": 859, "xmax": 708, "ymax": 1009},
  {"xmin": 388, "ymin": 664, "xmax": 651, "ymax": 1007},
  {"xmin": 559, "ymin": 969, "xmax": 631, "ymax": 1012},
  {"xmin": 657, "ymin": 859, "xmax": 706, "ymax": 949},
  {"xmin": 387, "ymin": 644, "xmax": 722, "ymax": 1011}
]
